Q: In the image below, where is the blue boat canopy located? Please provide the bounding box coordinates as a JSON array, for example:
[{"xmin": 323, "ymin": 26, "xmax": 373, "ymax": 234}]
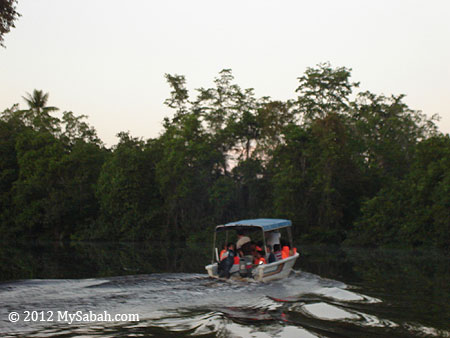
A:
[{"xmin": 216, "ymin": 218, "xmax": 292, "ymax": 232}]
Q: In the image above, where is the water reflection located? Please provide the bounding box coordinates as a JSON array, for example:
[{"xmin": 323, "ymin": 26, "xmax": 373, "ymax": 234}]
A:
[
  {"xmin": 296, "ymin": 245, "xmax": 450, "ymax": 333},
  {"xmin": 0, "ymin": 241, "xmax": 210, "ymax": 281}
]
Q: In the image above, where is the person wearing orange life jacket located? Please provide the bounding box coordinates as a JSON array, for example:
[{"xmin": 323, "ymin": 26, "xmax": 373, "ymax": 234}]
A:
[
  {"xmin": 281, "ymin": 245, "xmax": 290, "ymax": 259},
  {"xmin": 253, "ymin": 250, "xmax": 267, "ymax": 265},
  {"xmin": 254, "ymin": 241, "xmax": 264, "ymax": 252},
  {"xmin": 291, "ymin": 247, "xmax": 298, "ymax": 256},
  {"xmin": 218, "ymin": 242, "xmax": 237, "ymax": 278},
  {"xmin": 220, "ymin": 243, "xmax": 234, "ymax": 261},
  {"xmin": 219, "ymin": 244, "xmax": 227, "ymax": 261}
]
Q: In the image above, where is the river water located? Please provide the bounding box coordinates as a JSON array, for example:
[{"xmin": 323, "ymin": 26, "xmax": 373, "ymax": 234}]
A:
[{"xmin": 0, "ymin": 242, "xmax": 448, "ymax": 337}]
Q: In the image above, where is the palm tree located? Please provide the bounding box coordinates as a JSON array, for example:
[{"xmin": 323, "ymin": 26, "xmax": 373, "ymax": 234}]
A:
[
  {"xmin": 21, "ymin": 89, "xmax": 60, "ymax": 133},
  {"xmin": 22, "ymin": 89, "xmax": 58, "ymax": 114}
]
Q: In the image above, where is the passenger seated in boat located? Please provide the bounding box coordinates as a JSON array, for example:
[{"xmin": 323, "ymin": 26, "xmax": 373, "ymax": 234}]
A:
[
  {"xmin": 255, "ymin": 241, "xmax": 263, "ymax": 252},
  {"xmin": 218, "ymin": 243, "xmax": 236, "ymax": 278},
  {"xmin": 254, "ymin": 250, "xmax": 266, "ymax": 265},
  {"xmin": 273, "ymin": 244, "xmax": 282, "ymax": 261},
  {"xmin": 266, "ymin": 245, "xmax": 276, "ymax": 263},
  {"xmin": 240, "ymin": 241, "xmax": 253, "ymax": 256},
  {"xmin": 219, "ymin": 244, "xmax": 227, "ymax": 260},
  {"xmin": 282, "ymin": 244, "xmax": 290, "ymax": 259},
  {"xmin": 236, "ymin": 231, "xmax": 251, "ymax": 250}
]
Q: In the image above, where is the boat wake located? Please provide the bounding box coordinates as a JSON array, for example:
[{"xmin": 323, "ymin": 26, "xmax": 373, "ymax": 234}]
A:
[{"xmin": 1, "ymin": 271, "xmax": 448, "ymax": 337}]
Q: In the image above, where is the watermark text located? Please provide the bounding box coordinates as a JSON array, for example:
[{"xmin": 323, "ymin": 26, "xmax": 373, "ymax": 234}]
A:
[{"xmin": 8, "ymin": 310, "xmax": 139, "ymax": 324}]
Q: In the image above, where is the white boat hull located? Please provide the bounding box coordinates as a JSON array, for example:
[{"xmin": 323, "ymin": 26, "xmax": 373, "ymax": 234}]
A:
[{"xmin": 205, "ymin": 253, "xmax": 299, "ymax": 282}]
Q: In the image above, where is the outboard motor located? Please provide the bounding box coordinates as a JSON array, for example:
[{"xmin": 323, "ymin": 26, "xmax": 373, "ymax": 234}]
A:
[{"xmin": 239, "ymin": 256, "xmax": 253, "ymax": 277}]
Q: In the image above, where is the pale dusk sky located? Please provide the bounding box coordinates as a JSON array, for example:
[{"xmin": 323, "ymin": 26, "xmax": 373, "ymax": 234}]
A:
[{"xmin": 1, "ymin": 0, "xmax": 449, "ymax": 145}]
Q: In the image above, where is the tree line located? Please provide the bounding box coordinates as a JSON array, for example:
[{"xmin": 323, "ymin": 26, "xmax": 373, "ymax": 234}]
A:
[{"xmin": 1, "ymin": 63, "xmax": 448, "ymax": 250}]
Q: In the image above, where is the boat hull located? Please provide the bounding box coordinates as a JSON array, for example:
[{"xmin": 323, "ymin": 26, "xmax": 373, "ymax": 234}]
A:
[{"xmin": 205, "ymin": 253, "xmax": 299, "ymax": 282}]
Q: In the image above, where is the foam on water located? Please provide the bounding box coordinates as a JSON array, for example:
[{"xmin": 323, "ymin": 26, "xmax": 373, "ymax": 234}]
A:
[
  {"xmin": 314, "ymin": 286, "xmax": 381, "ymax": 303},
  {"xmin": 0, "ymin": 271, "xmax": 447, "ymax": 337},
  {"xmin": 302, "ymin": 302, "xmax": 360, "ymax": 321}
]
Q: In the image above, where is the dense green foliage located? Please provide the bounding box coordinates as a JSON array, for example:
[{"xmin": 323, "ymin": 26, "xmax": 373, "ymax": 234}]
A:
[
  {"xmin": 0, "ymin": 0, "xmax": 20, "ymax": 47},
  {"xmin": 1, "ymin": 66, "xmax": 448, "ymax": 250}
]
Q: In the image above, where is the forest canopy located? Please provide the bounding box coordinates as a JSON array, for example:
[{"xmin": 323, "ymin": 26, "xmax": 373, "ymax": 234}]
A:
[{"xmin": 1, "ymin": 64, "xmax": 448, "ymax": 250}]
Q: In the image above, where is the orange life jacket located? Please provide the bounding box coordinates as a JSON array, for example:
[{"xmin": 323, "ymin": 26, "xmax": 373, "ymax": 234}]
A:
[
  {"xmin": 254, "ymin": 257, "xmax": 266, "ymax": 265},
  {"xmin": 282, "ymin": 246, "xmax": 290, "ymax": 259},
  {"xmin": 219, "ymin": 249, "xmax": 227, "ymax": 260}
]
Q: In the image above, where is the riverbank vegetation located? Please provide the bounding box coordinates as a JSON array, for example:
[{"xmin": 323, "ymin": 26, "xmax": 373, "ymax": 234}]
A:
[{"xmin": 1, "ymin": 63, "xmax": 448, "ymax": 250}]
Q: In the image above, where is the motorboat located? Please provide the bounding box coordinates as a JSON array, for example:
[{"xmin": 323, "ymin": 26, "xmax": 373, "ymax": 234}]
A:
[{"xmin": 205, "ymin": 218, "xmax": 299, "ymax": 282}]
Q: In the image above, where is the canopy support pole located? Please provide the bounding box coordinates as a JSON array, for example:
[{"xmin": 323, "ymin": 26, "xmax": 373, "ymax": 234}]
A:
[
  {"xmin": 262, "ymin": 228, "xmax": 267, "ymax": 255},
  {"xmin": 211, "ymin": 231, "xmax": 217, "ymax": 263}
]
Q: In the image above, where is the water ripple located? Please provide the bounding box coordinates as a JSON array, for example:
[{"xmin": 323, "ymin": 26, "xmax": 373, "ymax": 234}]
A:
[{"xmin": 1, "ymin": 271, "xmax": 447, "ymax": 337}]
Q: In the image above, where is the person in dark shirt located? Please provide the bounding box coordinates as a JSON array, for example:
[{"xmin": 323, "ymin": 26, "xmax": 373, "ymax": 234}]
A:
[
  {"xmin": 266, "ymin": 245, "xmax": 276, "ymax": 263},
  {"xmin": 218, "ymin": 243, "xmax": 236, "ymax": 278},
  {"xmin": 273, "ymin": 244, "xmax": 282, "ymax": 261}
]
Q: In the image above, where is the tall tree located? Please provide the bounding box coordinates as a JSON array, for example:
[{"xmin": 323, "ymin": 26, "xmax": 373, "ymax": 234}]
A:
[
  {"xmin": 194, "ymin": 69, "xmax": 246, "ymax": 173},
  {"xmin": 12, "ymin": 129, "xmax": 66, "ymax": 239},
  {"xmin": 0, "ymin": 0, "xmax": 20, "ymax": 47},
  {"xmin": 22, "ymin": 89, "xmax": 58, "ymax": 114},
  {"xmin": 270, "ymin": 114, "xmax": 364, "ymax": 242},
  {"xmin": 20, "ymin": 89, "xmax": 60, "ymax": 134},
  {"xmin": 1, "ymin": 93, "xmax": 106, "ymax": 241},
  {"xmin": 156, "ymin": 112, "xmax": 220, "ymax": 238},
  {"xmin": 60, "ymin": 111, "xmax": 102, "ymax": 146},
  {"xmin": 350, "ymin": 135, "xmax": 450, "ymax": 249},
  {"xmin": 164, "ymin": 74, "xmax": 189, "ymax": 121},
  {"xmin": 254, "ymin": 99, "xmax": 296, "ymax": 158},
  {"xmin": 295, "ymin": 62, "xmax": 359, "ymax": 123},
  {"xmin": 0, "ymin": 115, "xmax": 20, "ymax": 236},
  {"xmin": 95, "ymin": 132, "xmax": 163, "ymax": 240},
  {"xmin": 350, "ymin": 91, "xmax": 438, "ymax": 180}
]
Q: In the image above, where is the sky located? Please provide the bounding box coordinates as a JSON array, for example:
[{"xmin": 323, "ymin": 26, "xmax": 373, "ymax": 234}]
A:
[{"xmin": 1, "ymin": 0, "xmax": 450, "ymax": 146}]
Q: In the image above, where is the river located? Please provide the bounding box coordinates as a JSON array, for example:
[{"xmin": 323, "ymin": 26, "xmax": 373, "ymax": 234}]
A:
[{"xmin": 0, "ymin": 242, "xmax": 448, "ymax": 337}]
